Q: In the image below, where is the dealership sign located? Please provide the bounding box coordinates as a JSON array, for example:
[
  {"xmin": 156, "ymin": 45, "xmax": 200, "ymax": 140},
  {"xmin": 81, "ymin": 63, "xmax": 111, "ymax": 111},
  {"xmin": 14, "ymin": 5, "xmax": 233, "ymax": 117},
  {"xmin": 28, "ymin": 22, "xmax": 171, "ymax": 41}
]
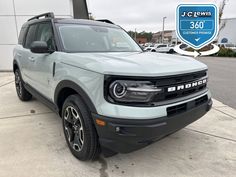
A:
[{"xmin": 176, "ymin": 4, "xmax": 219, "ymax": 50}]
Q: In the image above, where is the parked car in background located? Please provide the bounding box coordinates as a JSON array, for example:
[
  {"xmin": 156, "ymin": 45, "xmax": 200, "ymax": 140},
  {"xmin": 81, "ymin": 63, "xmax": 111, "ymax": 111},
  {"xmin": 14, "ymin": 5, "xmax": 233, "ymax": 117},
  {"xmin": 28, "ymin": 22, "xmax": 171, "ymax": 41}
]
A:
[
  {"xmin": 144, "ymin": 47, "xmax": 154, "ymax": 52},
  {"xmin": 155, "ymin": 44, "xmax": 175, "ymax": 54},
  {"xmin": 145, "ymin": 44, "xmax": 175, "ymax": 54},
  {"xmin": 144, "ymin": 44, "xmax": 163, "ymax": 52},
  {"xmin": 144, "ymin": 42, "xmax": 153, "ymax": 47},
  {"xmin": 179, "ymin": 43, "xmax": 188, "ymax": 50},
  {"xmin": 218, "ymin": 43, "xmax": 236, "ymax": 52}
]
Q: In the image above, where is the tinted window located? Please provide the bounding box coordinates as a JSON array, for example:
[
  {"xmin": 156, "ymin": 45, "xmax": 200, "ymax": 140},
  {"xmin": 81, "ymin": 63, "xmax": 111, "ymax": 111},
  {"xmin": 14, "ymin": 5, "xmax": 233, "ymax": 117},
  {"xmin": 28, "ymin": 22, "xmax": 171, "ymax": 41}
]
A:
[
  {"xmin": 24, "ymin": 24, "xmax": 37, "ymax": 49},
  {"xmin": 18, "ymin": 27, "xmax": 27, "ymax": 45},
  {"xmin": 156, "ymin": 45, "xmax": 167, "ymax": 48},
  {"xmin": 36, "ymin": 23, "xmax": 55, "ymax": 50},
  {"xmin": 180, "ymin": 44, "xmax": 187, "ymax": 49}
]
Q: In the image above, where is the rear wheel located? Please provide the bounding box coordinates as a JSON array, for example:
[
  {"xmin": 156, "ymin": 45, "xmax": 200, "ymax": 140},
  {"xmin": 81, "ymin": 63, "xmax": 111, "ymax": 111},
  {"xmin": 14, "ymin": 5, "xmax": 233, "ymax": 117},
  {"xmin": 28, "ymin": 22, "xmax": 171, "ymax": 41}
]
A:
[
  {"xmin": 62, "ymin": 95, "xmax": 100, "ymax": 161},
  {"xmin": 14, "ymin": 69, "xmax": 32, "ymax": 101}
]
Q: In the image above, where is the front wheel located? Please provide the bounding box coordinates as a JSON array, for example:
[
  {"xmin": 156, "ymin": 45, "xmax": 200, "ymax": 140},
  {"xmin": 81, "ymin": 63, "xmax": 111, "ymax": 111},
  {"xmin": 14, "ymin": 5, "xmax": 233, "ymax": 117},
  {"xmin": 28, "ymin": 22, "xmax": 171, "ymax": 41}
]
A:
[{"xmin": 62, "ymin": 95, "xmax": 100, "ymax": 161}]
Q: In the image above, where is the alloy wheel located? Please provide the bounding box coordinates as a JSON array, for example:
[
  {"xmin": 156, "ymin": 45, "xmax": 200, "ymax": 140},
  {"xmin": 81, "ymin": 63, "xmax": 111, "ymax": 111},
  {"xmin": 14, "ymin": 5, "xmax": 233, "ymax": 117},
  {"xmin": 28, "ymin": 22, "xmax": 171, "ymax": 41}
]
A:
[
  {"xmin": 15, "ymin": 71, "xmax": 22, "ymax": 97},
  {"xmin": 64, "ymin": 106, "xmax": 84, "ymax": 152}
]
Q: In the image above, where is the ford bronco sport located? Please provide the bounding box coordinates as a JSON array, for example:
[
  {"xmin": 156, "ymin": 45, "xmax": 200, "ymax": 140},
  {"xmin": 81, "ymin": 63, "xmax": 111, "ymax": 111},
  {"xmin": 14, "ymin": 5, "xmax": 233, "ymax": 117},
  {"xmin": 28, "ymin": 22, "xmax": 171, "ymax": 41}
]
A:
[{"xmin": 13, "ymin": 13, "xmax": 212, "ymax": 161}]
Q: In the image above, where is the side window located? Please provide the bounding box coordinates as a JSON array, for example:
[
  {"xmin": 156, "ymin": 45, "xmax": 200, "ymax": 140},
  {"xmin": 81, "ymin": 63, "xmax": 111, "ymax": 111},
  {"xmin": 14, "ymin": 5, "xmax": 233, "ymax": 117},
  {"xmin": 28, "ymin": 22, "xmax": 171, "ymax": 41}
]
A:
[
  {"xmin": 18, "ymin": 27, "xmax": 26, "ymax": 45},
  {"xmin": 24, "ymin": 24, "xmax": 37, "ymax": 49},
  {"xmin": 36, "ymin": 23, "xmax": 55, "ymax": 50},
  {"xmin": 157, "ymin": 45, "xmax": 166, "ymax": 48}
]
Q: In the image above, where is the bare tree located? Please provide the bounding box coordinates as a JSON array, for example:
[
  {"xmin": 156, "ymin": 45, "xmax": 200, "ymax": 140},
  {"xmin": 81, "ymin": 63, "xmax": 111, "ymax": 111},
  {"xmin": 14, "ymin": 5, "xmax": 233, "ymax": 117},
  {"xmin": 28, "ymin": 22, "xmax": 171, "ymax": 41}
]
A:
[{"xmin": 219, "ymin": 0, "xmax": 227, "ymax": 33}]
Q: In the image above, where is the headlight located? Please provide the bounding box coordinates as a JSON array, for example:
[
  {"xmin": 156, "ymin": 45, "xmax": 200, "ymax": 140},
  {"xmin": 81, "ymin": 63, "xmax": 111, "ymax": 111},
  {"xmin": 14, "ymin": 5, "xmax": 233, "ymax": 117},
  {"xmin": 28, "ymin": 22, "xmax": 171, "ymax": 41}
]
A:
[{"xmin": 107, "ymin": 80, "xmax": 163, "ymax": 103}]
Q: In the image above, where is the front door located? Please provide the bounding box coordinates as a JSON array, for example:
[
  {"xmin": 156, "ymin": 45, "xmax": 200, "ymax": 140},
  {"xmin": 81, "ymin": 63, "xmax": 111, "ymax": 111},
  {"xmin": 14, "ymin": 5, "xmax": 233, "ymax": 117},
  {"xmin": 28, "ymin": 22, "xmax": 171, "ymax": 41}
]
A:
[{"xmin": 27, "ymin": 22, "xmax": 56, "ymax": 100}]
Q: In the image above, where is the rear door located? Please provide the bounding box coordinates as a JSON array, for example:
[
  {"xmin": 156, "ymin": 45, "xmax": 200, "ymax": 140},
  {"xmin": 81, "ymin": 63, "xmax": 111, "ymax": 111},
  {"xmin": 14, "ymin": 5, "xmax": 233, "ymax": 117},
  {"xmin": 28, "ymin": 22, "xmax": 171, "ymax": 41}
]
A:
[{"xmin": 20, "ymin": 24, "xmax": 38, "ymax": 83}]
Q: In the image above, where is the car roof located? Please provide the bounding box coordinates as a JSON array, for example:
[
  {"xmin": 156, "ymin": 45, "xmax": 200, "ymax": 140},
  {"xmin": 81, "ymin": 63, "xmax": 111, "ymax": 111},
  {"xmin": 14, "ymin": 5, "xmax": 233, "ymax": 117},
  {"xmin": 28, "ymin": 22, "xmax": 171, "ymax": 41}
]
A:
[
  {"xmin": 23, "ymin": 17, "xmax": 120, "ymax": 29},
  {"xmin": 55, "ymin": 18, "xmax": 119, "ymax": 28}
]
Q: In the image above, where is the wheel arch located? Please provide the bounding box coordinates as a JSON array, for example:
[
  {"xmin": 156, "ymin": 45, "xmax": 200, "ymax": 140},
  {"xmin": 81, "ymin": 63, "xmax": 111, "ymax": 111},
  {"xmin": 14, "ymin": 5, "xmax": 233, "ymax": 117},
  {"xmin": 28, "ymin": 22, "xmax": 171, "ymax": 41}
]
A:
[{"xmin": 54, "ymin": 80, "xmax": 97, "ymax": 116}]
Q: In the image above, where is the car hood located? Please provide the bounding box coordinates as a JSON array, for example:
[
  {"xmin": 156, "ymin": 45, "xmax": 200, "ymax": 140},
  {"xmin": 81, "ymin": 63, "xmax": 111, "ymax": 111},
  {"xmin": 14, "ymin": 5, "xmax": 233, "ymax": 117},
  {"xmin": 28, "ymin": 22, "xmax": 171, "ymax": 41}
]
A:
[{"xmin": 60, "ymin": 52, "xmax": 207, "ymax": 76}]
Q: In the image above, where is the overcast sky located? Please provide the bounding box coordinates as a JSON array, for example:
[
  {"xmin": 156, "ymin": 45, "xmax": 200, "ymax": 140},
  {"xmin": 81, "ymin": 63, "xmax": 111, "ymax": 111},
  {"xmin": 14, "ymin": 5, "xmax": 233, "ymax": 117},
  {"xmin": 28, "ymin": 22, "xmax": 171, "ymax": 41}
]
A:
[{"xmin": 87, "ymin": 0, "xmax": 236, "ymax": 32}]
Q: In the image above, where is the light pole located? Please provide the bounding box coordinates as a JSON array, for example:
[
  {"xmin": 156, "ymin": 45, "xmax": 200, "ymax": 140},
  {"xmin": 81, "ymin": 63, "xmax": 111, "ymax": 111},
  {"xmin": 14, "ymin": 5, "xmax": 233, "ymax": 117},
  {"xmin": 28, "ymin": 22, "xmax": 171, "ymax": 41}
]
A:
[{"xmin": 162, "ymin": 16, "xmax": 167, "ymax": 43}]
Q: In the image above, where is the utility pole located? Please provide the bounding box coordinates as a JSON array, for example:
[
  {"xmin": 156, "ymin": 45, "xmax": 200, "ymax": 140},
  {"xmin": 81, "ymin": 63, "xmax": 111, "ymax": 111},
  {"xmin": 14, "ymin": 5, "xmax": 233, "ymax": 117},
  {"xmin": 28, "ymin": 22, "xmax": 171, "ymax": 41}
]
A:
[
  {"xmin": 134, "ymin": 28, "xmax": 137, "ymax": 41},
  {"xmin": 162, "ymin": 16, "xmax": 167, "ymax": 43},
  {"xmin": 72, "ymin": 0, "xmax": 89, "ymax": 19}
]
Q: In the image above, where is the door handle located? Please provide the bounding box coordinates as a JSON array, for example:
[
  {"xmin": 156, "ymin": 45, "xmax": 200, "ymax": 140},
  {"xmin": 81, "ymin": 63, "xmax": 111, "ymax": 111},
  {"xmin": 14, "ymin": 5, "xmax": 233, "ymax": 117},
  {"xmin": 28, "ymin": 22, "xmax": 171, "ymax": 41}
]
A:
[{"xmin": 28, "ymin": 56, "xmax": 35, "ymax": 62}]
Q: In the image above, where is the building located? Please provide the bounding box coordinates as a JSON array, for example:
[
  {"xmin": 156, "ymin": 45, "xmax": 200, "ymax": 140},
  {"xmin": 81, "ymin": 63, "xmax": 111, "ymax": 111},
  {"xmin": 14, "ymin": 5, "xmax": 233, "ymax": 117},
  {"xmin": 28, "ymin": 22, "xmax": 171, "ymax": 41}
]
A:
[
  {"xmin": 151, "ymin": 30, "xmax": 174, "ymax": 44},
  {"xmin": 218, "ymin": 18, "xmax": 236, "ymax": 44},
  {"xmin": 0, "ymin": 0, "xmax": 88, "ymax": 71}
]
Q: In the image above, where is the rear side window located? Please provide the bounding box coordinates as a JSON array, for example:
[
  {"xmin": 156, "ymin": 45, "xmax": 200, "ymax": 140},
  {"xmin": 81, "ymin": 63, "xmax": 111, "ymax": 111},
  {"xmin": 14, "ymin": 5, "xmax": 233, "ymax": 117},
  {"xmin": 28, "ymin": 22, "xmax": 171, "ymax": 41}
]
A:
[
  {"xmin": 24, "ymin": 24, "xmax": 37, "ymax": 49},
  {"xmin": 18, "ymin": 27, "xmax": 26, "ymax": 45}
]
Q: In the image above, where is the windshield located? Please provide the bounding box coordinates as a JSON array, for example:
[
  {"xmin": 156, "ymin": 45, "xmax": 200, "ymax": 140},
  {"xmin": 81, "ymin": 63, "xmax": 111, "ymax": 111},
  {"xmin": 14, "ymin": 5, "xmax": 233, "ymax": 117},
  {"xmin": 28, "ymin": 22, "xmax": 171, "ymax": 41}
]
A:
[{"xmin": 58, "ymin": 24, "xmax": 142, "ymax": 52}]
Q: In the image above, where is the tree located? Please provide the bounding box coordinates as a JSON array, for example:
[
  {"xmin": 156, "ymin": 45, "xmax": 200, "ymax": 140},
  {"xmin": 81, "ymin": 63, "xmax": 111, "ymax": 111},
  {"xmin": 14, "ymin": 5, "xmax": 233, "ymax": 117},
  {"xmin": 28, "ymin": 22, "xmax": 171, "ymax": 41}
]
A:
[
  {"xmin": 219, "ymin": 0, "xmax": 227, "ymax": 33},
  {"xmin": 128, "ymin": 31, "xmax": 153, "ymax": 42}
]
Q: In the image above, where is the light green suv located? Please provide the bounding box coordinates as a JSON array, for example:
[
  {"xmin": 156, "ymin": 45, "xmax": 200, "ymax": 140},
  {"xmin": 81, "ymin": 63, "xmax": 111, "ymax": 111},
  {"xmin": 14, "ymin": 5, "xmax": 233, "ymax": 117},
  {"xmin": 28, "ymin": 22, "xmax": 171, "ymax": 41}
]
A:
[{"xmin": 13, "ymin": 13, "xmax": 212, "ymax": 161}]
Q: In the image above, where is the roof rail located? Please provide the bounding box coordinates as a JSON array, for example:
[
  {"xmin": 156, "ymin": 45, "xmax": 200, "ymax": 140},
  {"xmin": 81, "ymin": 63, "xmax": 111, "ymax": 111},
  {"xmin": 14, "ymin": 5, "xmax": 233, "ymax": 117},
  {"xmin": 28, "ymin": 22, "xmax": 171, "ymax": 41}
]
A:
[
  {"xmin": 28, "ymin": 12, "xmax": 55, "ymax": 21},
  {"xmin": 96, "ymin": 19, "xmax": 114, "ymax": 25}
]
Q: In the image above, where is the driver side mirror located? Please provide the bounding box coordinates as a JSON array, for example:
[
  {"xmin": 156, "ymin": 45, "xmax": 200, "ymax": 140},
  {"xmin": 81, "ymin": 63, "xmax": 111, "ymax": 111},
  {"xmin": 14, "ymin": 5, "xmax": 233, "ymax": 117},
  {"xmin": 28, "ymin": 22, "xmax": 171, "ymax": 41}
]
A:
[{"xmin": 30, "ymin": 41, "xmax": 52, "ymax": 54}]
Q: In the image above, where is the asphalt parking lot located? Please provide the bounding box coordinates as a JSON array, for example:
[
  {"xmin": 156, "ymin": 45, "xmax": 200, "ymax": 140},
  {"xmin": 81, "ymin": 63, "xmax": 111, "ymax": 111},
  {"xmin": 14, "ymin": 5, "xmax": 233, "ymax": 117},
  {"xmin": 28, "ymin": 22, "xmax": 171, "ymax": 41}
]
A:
[
  {"xmin": 0, "ymin": 72, "xmax": 236, "ymax": 177},
  {"xmin": 198, "ymin": 57, "xmax": 236, "ymax": 109}
]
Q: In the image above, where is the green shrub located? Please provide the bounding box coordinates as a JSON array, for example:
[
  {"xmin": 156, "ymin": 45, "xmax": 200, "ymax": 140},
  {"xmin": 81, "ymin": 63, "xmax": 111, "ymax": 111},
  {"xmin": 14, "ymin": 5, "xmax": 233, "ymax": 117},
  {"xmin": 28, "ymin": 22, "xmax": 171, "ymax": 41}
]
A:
[
  {"xmin": 217, "ymin": 48, "xmax": 236, "ymax": 57},
  {"xmin": 183, "ymin": 46, "xmax": 236, "ymax": 57}
]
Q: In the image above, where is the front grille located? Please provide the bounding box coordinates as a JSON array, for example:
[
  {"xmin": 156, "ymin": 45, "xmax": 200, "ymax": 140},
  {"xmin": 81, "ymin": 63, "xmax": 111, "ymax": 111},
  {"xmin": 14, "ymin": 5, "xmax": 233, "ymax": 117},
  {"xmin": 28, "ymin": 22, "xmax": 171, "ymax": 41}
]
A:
[
  {"xmin": 167, "ymin": 95, "xmax": 208, "ymax": 116},
  {"xmin": 152, "ymin": 70, "xmax": 207, "ymax": 102}
]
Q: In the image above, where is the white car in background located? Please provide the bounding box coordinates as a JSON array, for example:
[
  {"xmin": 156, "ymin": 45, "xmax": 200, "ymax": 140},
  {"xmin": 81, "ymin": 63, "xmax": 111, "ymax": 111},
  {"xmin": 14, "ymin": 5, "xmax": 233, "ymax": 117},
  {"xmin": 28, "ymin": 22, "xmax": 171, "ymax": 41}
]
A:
[
  {"xmin": 218, "ymin": 43, "xmax": 236, "ymax": 52},
  {"xmin": 143, "ymin": 43, "xmax": 155, "ymax": 52},
  {"xmin": 155, "ymin": 44, "xmax": 175, "ymax": 54},
  {"xmin": 145, "ymin": 44, "xmax": 175, "ymax": 54}
]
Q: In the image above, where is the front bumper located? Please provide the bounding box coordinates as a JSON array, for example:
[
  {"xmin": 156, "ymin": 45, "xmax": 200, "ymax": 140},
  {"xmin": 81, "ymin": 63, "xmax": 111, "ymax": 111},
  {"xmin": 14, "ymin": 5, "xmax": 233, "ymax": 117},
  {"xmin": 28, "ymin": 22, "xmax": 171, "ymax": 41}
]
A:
[{"xmin": 92, "ymin": 98, "xmax": 212, "ymax": 154}]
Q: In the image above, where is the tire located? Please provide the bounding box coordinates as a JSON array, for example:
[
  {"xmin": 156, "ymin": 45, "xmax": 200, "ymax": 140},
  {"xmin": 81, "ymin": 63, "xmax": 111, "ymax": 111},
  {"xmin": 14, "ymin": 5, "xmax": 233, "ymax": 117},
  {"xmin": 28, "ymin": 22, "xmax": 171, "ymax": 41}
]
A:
[
  {"xmin": 169, "ymin": 49, "xmax": 174, "ymax": 54},
  {"xmin": 151, "ymin": 49, "xmax": 156, "ymax": 52},
  {"xmin": 14, "ymin": 69, "xmax": 32, "ymax": 101},
  {"xmin": 62, "ymin": 94, "xmax": 100, "ymax": 161}
]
